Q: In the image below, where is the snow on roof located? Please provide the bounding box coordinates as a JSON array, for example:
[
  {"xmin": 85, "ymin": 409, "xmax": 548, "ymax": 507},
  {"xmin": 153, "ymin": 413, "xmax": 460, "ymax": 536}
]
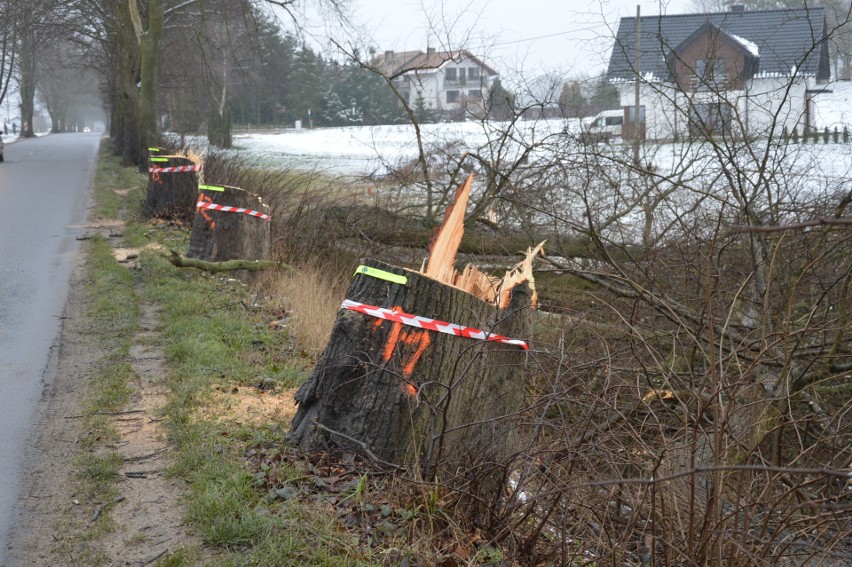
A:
[{"xmin": 729, "ymin": 33, "xmax": 759, "ymax": 57}]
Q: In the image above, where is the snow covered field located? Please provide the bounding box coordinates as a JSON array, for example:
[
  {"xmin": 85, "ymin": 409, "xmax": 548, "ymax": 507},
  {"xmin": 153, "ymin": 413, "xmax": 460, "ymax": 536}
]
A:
[
  {"xmin": 223, "ymin": 83, "xmax": 852, "ymax": 244},
  {"xmin": 233, "ymin": 81, "xmax": 852, "ymax": 181},
  {"xmin": 233, "ymin": 118, "xmax": 581, "ymax": 178}
]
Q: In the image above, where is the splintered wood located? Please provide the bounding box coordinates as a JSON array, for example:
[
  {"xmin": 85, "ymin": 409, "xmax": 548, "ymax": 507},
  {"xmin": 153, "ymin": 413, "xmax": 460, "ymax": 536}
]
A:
[
  {"xmin": 186, "ymin": 147, "xmax": 205, "ymax": 179},
  {"xmin": 422, "ymin": 174, "xmax": 544, "ymax": 309}
]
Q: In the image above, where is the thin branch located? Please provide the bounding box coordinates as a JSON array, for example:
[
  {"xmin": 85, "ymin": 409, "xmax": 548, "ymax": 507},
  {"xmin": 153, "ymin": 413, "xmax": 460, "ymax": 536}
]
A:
[{"xmin": 729, "ymin": 217, "xmax": 852, "ymax": 233}]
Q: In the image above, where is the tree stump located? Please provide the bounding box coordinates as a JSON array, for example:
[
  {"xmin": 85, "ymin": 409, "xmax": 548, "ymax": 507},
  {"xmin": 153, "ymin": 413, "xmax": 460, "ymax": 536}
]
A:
[
  {"xmin": 187, "ymin": 185, "xmax": 271, "ymax": 262},
  {"xmin": 141, "ymin": 155, "xmax": 199, "ymax": 223},
  {"xmin": 289, "ymin": 258, "xmax": 533, "ymax": 482}
]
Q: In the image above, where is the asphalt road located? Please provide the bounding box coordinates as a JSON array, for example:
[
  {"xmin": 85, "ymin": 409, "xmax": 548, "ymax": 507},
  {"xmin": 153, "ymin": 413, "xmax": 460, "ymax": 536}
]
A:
[{"xmin": 0, "ymin": 133, "xmax": 99, "ymax": 562}]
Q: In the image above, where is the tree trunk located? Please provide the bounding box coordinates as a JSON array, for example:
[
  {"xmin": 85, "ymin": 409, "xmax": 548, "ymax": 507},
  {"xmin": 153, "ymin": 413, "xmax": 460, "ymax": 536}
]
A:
[
  {"xmin": 187, "ymin": 185, "xmax": 270, "ymax": 261},
  {"xmin": 208, "ymin": 104, "xmax": 232, "ymax": 149},
  {"xmin": 290, "ymin": 258, "xmax": 532, "ymax": 485},
  {"xmin": 113, "ymin": 0, "xmax": 141, "ymax": 165},
  {"xmin": 141, "ymin": 155, "xmax": 199, "ymax": 223},
  {"xmin": 18, "ymin": 27, "xmax": 36, "ymax": 138},
  {"xmin": 138, "ymin": 0, "xmax": 163, "ymax": 163}
]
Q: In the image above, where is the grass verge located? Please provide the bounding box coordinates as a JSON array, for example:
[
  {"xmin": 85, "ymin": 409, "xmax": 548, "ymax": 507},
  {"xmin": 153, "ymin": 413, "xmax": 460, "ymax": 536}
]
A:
[{"xmin": 79, "ymin": 144, "xmax": 406, "ymax": 565}]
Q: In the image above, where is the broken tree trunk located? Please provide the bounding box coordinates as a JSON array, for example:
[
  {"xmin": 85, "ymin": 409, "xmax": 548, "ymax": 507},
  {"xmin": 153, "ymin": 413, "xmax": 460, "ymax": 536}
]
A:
[
  {"xmin": 290, "ymin": 176, "xmax": 543, "ymax": 512},
  {"xmin": 289, "ymin": 258, "xmax": 533, "ymax": 477},
  {"xmin": 187, "ymin": 185, "xmax": 271, "ymax": 262},
  {"xmin": 141, "ymin": 155, "xmax": 199, "ymax": 223}
]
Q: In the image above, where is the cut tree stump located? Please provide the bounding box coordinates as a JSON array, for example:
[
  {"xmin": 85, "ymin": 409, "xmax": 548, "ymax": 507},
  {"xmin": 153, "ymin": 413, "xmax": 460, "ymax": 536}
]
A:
[
  {"xmin": 141, "ymin": 155, "xmax": 199, "ymax": 223},
  {"xmin": 289, "ymin": 258, "xmax": 533, "ymax": 476},
  {"xmin": 290, "ymin": 175, "xmax": 543, "ymax": 497},
  {"xmin": 187, "ymin": 185, "xmax": 271, "ymax": 262}
]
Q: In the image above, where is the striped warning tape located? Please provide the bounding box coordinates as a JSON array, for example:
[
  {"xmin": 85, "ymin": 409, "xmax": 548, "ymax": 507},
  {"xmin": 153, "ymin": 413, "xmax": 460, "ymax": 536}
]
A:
[
  {"xmin": 196, "ymin": 201, "xmax": 271, "ymax": 221},
  {"xmin": 148, "ymin": 164, "xmax": 203, "ymax": 173},
  {"xmin": 341, "ymin": 299, "xmax": 529, "ymax": 350}
]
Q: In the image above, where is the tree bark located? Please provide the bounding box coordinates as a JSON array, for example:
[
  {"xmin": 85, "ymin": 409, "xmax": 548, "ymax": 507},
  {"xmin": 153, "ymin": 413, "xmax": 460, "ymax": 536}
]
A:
[
  {"xmin": 208, "ymin": 104, "xmax": 232, "ymax": 149},
  {"xmin": 187, "ymin": 185, "xmax": 270, "ymax": 262},
  {"xmin": 290, "ymin": 258, "xmax": 533, "ymax": 485},
  {"xmin": 139, "ymin": 0, "xmax": 163, "ymax": 163},
  {"xmin": 295, "ymin": 204, "xmax": 606, "ymax": 260},
  {"xmin": 113, "ymin": 0, "xmax": 141, "ymax": 165},
  {"xmin": 18, "ymin": 27, "xmax": 36, "ymax": 138},
  {"xmin": 141, "ymin": 155, "xmax": 199, "ymax": 223},
  {"xmin": 168, "ymin": 251, "xmax": 282, "ymax": 273}
]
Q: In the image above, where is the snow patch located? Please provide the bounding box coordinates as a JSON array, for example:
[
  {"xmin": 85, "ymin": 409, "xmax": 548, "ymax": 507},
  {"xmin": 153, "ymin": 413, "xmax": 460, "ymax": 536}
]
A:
[{"xmin": 729, "ymin": 33, "xmax": 759, "ymax": 58}]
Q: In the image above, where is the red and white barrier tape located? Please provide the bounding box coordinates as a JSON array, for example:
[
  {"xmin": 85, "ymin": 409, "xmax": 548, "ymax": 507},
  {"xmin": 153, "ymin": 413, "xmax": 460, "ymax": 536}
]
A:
[
  {"xmin": 341, "ymin": 299, "xmax": 529, "ymax": 350},
  {"xmin": 196, "ymin": 201, "xmax": 271, "ymax": 221},
  {"xmin": 148, "ymin": 164, "xmax": 203, "ymax": 173}
]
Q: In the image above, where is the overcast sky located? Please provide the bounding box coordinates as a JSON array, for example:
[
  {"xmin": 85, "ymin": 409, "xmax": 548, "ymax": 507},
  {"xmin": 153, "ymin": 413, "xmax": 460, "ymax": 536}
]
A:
[{"xmin": 325, "ymin": 0, "xmax": 697, "ymax": 80}]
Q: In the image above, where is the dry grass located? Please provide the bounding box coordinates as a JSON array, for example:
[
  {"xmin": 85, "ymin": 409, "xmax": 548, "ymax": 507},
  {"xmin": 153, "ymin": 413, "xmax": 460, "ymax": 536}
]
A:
[{"xmin": 258, "ymin": 264, "xmax": 350, "ymax": 359}]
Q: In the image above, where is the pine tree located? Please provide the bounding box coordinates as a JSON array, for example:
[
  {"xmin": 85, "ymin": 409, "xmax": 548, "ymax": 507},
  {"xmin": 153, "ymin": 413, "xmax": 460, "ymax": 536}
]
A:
[
  {"xmin": 413, "ymin": 94, "xmax": 434, "ymax": 124},
  {"xmin": 588, "ymin": 73, "xmax": 619, "ymax": 114},
  {"xmin": 287, "ymin": 47, "xmax": 325, "ymax": 127},
  {"xmin": 486, "ymin": 78, "xmax": 516, "ymax": 121},
  {"xmin": 559, "ymin": 80, "xmax": 588, "ymax": 118}
]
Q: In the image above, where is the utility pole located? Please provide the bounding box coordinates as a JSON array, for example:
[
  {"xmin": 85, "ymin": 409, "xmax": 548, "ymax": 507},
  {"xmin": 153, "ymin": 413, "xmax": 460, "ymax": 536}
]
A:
[{"xmin": 633, "ymin": 4, "xmax": 641, "ymax": 164}]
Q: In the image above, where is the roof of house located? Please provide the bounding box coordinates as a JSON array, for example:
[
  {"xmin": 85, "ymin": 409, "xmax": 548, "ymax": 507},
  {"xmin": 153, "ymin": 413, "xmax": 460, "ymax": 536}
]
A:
[
  {"xmin": 373, "ymin": 49, "xmax": 499, "ymax": 78},
  {"xmin": 606, "ymin": 7, "xmax": 830, "ymax": 82}
]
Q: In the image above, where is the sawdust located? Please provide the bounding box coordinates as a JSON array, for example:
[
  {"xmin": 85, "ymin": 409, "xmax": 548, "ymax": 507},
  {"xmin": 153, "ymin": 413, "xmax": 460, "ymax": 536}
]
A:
[
  {"xmin": 111, "ymin": 243, "xmax": 166, "ymax": 265},
  {"xmin": 201, "ymin": 386, "xmax": 299, "ymax": 427}
]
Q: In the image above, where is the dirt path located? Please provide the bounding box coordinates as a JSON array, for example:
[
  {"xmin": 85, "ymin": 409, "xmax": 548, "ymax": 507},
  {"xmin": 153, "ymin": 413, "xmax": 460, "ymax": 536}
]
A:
[{"xmin": 5, "ymin": 228, "xmax": 204, "ymax": 565}]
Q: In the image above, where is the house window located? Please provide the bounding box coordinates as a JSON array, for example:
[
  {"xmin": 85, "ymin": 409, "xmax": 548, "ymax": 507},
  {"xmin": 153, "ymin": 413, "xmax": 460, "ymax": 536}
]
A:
[
  {"xmin": 467, "ymin": 89, "xmax": 482, "ymax": 99},
  {"xmin": 468, "ymin": 67, "xmax": 480, "ymax": 80},
  {"xmin": 445, "ymin": 68, "xmax": 457, "ymax": 81},
  {"xmin": 694, "ymin": 58, "xmax": 726, "ymax": 90},
  {"xmin": 446, "ymin": 90, "xmax": 460, "ymax": 104}
]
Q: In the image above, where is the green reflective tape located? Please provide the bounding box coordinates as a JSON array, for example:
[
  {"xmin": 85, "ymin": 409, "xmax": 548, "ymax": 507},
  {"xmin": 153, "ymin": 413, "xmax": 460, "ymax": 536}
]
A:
[
  {"xmin": 149, "ymin": 157, "xmax": 169, "ymax": 162},
  {"xmin": 199, "ymin": 184, "xmax": 225, "ymax": 192},
  {"xmin": 354, "ymin": 265, "xmax": 408, "ymax": 285},
  {"xmin": 148, "ymin": 147, "xmax": 163, "ymax": 152}
]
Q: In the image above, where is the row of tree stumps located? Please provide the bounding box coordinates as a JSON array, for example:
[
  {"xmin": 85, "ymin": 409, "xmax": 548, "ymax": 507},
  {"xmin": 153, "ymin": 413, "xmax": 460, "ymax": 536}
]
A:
[
  {"xmin": 144, "ymin": 157, "xmax": 543, "ymax": 520},
  {"xmin": 141, "ymin": 149, "xmax": 270, "ymax": 263},
  {"xmin": 289, "ymin": 175, "xmax": 544, "ymax": 520}
]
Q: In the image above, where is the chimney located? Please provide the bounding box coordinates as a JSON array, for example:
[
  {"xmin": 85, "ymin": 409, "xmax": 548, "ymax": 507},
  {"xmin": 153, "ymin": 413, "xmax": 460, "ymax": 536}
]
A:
[
  {"xmin": 384, "ymin": 50, "xmax": 394, "ymax": 61},
  {"xmin": 729, "ymin": 4, "xmax": 745, "ymax": 12},
  {"xmin": 427, "ymin": 47, "xmax": 436, "ymax": 55}
]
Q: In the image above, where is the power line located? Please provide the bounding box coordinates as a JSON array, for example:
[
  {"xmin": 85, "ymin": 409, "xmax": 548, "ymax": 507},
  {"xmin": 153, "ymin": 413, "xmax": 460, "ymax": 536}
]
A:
[{"xmin": 489, "ymin": 27, "xmax": 602, "ymax": 48}]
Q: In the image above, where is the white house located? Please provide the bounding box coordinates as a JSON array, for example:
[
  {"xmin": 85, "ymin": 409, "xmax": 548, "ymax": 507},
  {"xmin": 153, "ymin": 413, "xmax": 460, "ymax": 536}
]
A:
[
  {"xmin": 606, "ymin": 5, "xmax": 831, "ymax": 140},
  {"xmin": 373, "ymin": 48, "xmax": 499, "ymax": 115}
]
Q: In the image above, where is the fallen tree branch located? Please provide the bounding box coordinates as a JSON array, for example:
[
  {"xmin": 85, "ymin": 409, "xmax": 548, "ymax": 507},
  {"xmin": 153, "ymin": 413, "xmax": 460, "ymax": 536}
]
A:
[
  {"xmin": 315, "ymin": 423, "xmax": 403, "ymax": 470},
  {"xmin": 168, "ymin": 251, "xmax": 289, "ymax": 273},
  {"xmin": 728, "ymin": 216, "xmax": 852, "ymax": 233}
]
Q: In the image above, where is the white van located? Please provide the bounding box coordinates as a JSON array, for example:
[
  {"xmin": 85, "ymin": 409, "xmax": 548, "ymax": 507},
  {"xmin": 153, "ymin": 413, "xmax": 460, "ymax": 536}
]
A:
[{"xmin": 583, "ymin": 109, "xmax": 624, "ymax": 141}]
